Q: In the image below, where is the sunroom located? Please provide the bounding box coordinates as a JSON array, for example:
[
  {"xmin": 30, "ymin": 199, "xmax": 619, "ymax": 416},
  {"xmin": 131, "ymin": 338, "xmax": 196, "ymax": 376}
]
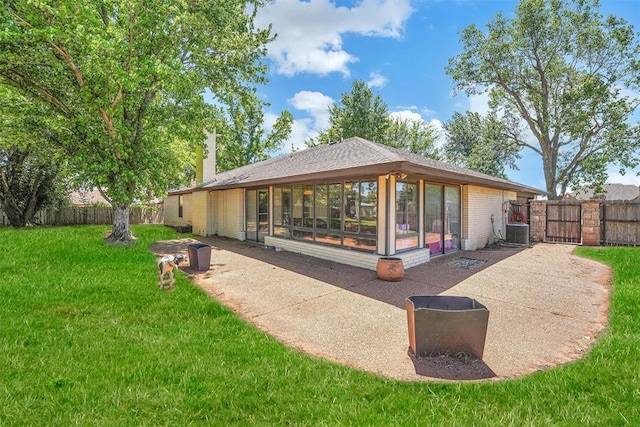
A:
[{"xmin": 165, "ymin": 137, "xmax": 542, "ymax": 270}]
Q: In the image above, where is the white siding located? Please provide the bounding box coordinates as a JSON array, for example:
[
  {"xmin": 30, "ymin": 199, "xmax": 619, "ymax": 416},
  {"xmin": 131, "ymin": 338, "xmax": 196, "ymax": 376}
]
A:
[
  {"xmin": 211, "ymin": 189, "xmax": 245, "ymax": 240},
  {"xmin": 163, "ymin": 194, "xmax": 192, "ymax": 227},
  {"xmin": 462, "ymin": 185, "xmax": 516, "ymax": 250}
]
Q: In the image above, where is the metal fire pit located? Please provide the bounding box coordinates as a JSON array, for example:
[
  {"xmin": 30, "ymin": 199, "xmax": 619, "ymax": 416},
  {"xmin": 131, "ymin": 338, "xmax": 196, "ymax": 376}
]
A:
[{"xmin": 405, "ymin": 295, "xmax": 489, "ymax": 359}]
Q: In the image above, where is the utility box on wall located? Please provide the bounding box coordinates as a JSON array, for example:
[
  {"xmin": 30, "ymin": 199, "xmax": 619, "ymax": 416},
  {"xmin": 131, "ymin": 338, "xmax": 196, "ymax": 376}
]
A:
[{"xmin": 506, "ymin": 224, "xmax": 530, "ymax": 245}]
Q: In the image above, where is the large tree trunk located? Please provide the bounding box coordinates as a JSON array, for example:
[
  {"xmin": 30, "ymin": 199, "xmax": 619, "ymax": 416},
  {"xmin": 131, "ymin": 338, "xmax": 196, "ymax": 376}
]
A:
[
  {"xmin": 1, "ymin": 201, "xmax": 28, "ymax": 227},
  {"xmin": 0, "ymin": 147, "xmax": 57, "ymax": 227},
  {"xmin": 105, "ymin": 204, "xmax": 136, "ymax": 244}
]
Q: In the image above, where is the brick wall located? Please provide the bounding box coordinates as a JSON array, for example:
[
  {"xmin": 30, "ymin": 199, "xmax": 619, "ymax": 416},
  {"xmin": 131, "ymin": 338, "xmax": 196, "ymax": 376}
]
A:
[
  {"xmin": 463, "ymin": 186, "xmax": 516, "ymax": 250},
  {"xmin": 529, "ymin": 200, "xmax": 547, "ymax": 243},
  {"xmin": 581, "ymin": 200, "xmax": 601, "ymax": 246}
]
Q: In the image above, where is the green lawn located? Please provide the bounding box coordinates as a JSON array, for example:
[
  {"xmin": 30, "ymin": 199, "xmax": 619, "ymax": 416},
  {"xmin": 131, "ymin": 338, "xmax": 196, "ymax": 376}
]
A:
[{"xmin": 1, "ymin": 225, "xmax": 639, "ymax": 425}]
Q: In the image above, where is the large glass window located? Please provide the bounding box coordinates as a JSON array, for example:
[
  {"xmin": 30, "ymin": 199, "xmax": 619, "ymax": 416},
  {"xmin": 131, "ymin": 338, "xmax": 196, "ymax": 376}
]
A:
[
  {"xmin": 329, "ymin": 184, "xmax": 342, "ymax": 230},
  {"xmin": 303, "ymin": 185, "xmax": 314, "ymax": 228},
  {"xmin": 396, "ymin": 181, "xmax": 419, "ymax": 251},
  {"xmin": 360, "ymin": 181, "xmax": 378, "ymax": 235},
  {"xmin": 344, "ymin": 181, "xmax": 377, "ymax": 251},
  {"xmin": 315, "ymin": 185, "xmax": 328, "ymax": 229},
  {"xmin": 343, "ymin": 182, "xmax": 360, "ymax": 233},
  {"xmin": 273, "ymin": 180, "xmax": 377, "ymax": 252},
  {"xmin": 293, "ymin": 185, "xmax": 303, "ymax": 227},
  {"xmin": 273, "ymin": 187, "xmax": 291, "ymax": 238}
]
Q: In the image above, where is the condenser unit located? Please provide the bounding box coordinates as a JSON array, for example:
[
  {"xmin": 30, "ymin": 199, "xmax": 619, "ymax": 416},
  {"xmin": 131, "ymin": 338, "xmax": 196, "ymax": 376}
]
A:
[{"xmin": 506, "ymin": 224, "xmax": 530, "ymax": 244}]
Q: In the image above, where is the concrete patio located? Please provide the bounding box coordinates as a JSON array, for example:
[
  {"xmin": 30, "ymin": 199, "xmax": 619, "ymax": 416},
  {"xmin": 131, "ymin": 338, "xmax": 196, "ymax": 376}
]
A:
[{"xmin": 153, "ymin": 238, "xmax": 610, "ymax": 381}]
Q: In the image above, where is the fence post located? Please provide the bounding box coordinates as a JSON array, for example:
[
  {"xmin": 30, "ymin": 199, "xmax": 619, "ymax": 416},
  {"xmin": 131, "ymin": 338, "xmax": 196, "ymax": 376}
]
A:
[
  {"xmin": 581, "ymin": 200, "xmax": 601, "ymax": 246},
  {"xmin": 529, "ymin": 200, "xmax": 547, "ymax": 242}
]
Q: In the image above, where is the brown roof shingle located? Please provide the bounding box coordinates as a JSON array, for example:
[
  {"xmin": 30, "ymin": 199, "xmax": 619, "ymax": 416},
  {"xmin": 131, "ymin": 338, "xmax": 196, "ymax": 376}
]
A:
[{"xmin": 170, "ymin": 137, "xmax": 543, "ymax": 196}]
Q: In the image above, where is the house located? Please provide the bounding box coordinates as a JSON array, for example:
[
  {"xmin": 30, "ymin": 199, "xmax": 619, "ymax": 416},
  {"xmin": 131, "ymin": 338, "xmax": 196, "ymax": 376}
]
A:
[
  {"xmin": 69, "ymin": 189, "xmax": 110, "ymax": 206},
  {"xmin": 165, "ymin": 136, "xmax": 543, "ymax": 270},
  {"xmin": 567, "ymin": 183, "xmax": 640, "ymax": 201}
]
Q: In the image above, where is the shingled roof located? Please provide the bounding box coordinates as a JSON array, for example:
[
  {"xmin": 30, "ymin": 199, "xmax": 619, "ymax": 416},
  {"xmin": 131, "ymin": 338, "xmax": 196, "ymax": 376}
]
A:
[
  {"xmin": 570, "ymin": 183, "xmax": 640, "ymax": 201},
  {"xmin": 170, "ymin": 137, "xmax": 543, "ymax": 196}
]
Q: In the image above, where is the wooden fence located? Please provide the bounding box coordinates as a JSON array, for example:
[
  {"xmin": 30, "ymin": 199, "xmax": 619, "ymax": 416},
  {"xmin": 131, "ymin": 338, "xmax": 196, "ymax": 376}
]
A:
[
  {"xmin": 524, "ymin": 199, "xmax": 640, "ymax": 246},
  {"xmin": 0, "ymin": 205, "xmax": 164, "ymax": 227},
  {"xmin": 600, "ymin": 201, "xmax": 640, "ymax": 246}
]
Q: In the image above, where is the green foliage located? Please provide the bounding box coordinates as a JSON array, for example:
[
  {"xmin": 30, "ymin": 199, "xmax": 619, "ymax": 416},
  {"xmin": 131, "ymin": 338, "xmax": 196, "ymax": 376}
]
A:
[
  {"xmin": 446, "ymin": 0, "xmax": 640, "ymax": 198},
  {"xmin": 213, "ymin": 91, "xmax": 293, "ymax": 172},
  {"xmin": 308, "ymin": 80, "xmax": 390, "ymax": 145},
  {"xmin": 1, "ymin": 226, "xmax": 640, "ymax": 424},
  {"xmin": 0, "ymin": 146, "xmax": 63, "ymax": 227},
  {"xmin": 0, "ymin": 86, "xmax": 70, "ymax": 226},
  {"xmin": 444, "ymin": 111, "xmax": 521, "ymax": 179},
  {"xmin": 386, "ymin": 116, "xmax": 442, "ymax": 159},
  {"xmin": 0, "ymin": 0, "xmax": 273, "ymax": 239},
  {"xmin": 308, "ymin": 80, "xmax": 441, "ymax": 158}
]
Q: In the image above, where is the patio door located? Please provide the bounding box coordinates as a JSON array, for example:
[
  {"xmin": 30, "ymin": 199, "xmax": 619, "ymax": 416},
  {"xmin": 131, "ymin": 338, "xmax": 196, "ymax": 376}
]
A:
[
  {"xmin": 425, "ymin": 184, "xmax": 460, "ymax": 255},
  {"xmin": 246, "ymin": 189, "xmax": 269, "ymax": 242}
]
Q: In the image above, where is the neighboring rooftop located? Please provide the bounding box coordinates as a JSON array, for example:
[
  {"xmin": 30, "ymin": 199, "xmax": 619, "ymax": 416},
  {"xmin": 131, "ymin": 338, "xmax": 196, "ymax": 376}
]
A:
[
  {"xmin": 569, "ymin": 183, "xmax": 640, "ymax": 201},
  {"xmin": 69, "ymin": 189, "xmax": 110, "ymax": 206},
  {"xmin": 169, "ymin": 137, "xmax": 544, "ymax": 196}
]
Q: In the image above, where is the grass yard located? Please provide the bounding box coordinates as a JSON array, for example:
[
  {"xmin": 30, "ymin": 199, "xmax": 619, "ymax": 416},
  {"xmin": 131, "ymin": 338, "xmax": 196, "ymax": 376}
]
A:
[{"xmin": 1, "ymin": 225, "xmax": 639, "ymax": 425}]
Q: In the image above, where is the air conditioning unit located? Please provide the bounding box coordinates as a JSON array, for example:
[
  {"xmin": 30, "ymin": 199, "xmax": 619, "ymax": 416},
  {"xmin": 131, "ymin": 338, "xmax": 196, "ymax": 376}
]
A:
[{"xmin": 506, "ymin": 224, "xmax": 530, "ymax": 244}]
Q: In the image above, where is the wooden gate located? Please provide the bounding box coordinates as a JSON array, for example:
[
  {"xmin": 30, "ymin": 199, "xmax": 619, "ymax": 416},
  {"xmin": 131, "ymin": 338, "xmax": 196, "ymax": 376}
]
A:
[{"xmin": 546, "ymin": 201, "xmax": 582, "ymax": 243}]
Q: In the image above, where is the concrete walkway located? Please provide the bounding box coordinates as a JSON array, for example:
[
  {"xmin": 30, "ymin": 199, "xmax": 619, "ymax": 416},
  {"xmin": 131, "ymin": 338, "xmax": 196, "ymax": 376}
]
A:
[{"xmin": 155, "ymin": 238, "xmax": 611, "ymax": 381}]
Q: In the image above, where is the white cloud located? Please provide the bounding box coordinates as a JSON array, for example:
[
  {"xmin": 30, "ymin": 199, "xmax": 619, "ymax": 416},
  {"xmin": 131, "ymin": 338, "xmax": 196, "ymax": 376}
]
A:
[
  {"xmin": 263, "ymin": 112, "xmax": 279, "ymax": 130},
  {"xmin": 421, "ymin": 106, "xmax": 438, "ymax": 117},
  {"xmin": 606, "ymin": 170, "xmax": 640, "ymax": 186},
  {"xmin": 281, "ymin": 90, "xmax": 336, "ymax": 152},
  {"xmin": 287, "ymin": 118, "xmax": 318, "ymax": 152},
  {"xmin": 388, "ymin": 110, "xmax": 446, "ymax": 149},
  {"xmin": 389, "ymin": 109, "xmax": 423, "ymax": 122},
  {"xmin": 428, "ymin": 118, "xmax": 447, "ymax": 149},
  {"xmin": 367, "ymin": 72, "xmax": 388, "ymax": 88},
  {"xmin": 289, "ymin": 91, "xmax": 334, "ymax": 129},
  {"xmin": 467, "ymin": 92, "xmax": 491, "ymax": 115},
  {"xmin": 396, "ymin": 104, "xmax": 418, "ymax": 111},
  {"xmin": 256, "ymin": 0, "xmax": 413, "ymax": 76}
]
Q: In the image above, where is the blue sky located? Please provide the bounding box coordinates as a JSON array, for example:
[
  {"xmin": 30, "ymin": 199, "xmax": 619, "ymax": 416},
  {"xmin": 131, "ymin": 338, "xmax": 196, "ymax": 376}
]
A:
[{"xmin": 251, "ymin": 0, "xmax": 640, "ymax": 191}]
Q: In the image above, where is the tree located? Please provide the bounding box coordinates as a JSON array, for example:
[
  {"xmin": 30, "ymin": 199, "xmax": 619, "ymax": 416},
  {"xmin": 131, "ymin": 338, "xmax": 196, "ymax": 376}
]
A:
[
  {"xmin": 0, "ymin": 0, "xmax": 273, "ymax": 242},
  {"xmin": 446, "ymin": 0, "xmax": 640, "ymax": 198},
  {"xmin": 386, "ymin": 117, "xmax": 441, "ymax": 159},
  {"xmin": 214, "ymin": 92, "xmax": 293, "ymax": 172},
  {"xmin": 0, "ymin": 86, "xmax": 69, "ymax": 227},
  {"xmin": 308, "ymin": 80, "xmax": 390, "ymax": 146},
  {"xmin": 444, "ymin": 111, "xmax": 521, "ymax": 179},
  {"xmin": 308, "ymin": 80, "xmax": 441, "ymax": 158},
  {"xmin": 0, "ymin": 147, "xmax": 65, "ymax": 227}
]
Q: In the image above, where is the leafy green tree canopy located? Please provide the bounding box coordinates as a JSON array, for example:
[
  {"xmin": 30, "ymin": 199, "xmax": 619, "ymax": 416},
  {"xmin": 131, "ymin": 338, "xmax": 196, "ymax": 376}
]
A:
[
  {"xmin": 307, "ymin": 80, "xmax": 440, "ymax": 158},
  {"xmin": 0, "ymin": 0, "xmax": 273, "ymax": 241},
  {"xmin": 213, "ymin": 92, "xmax": 293, "ymax": 173},
  {"xmin": 308, "ymin": 80, "xmax": 390, "ymax": 146},
  {"xmin": 446, "ymin": 0, "xmax": 640, "ymax": 198},
  {"xmin": 444, "ymin": 111, "xmax": 521, "ymax": 179},
  {"xmin": 0, "ymin": 86, "xmax": 70, "ymax": 227}
]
